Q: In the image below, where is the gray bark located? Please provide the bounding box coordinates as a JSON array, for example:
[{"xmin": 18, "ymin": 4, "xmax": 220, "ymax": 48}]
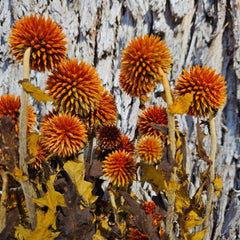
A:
[{"xmin": 0, "ymin": 0, "xmax": 240, "ymax": 239}]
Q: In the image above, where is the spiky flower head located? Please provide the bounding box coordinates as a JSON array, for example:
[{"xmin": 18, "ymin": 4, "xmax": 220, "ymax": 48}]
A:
[
  {"xmin": 97, "ymin": 125, "xmax": 122, "ymax": 151},
  {"xmin": 142, "ymin": 201, "xmax": 157, "ymax": 215},
  {"xmin": 138, "ymin": 105, "xmax": 168, "ymax": 137},
  {"xmin": 136, "ymin": 135, "xmax": 163, "ymax": 164},
  {"xmin": 174, "ymin": 65, "xmax": 227, "ymax": 117},
  {"xmin": 40, "ymin": 113, "xmax": 87, "ymax": 157},
  {"xmin": 29, "ymin": 143, "xmax": 46, "ymax": 171},
  {"xmin": 9, "ymin": 14, "xmax": 67, "ymax": 72},
  {"xmin": 118, "ymin": 134, "xmax": 135, "ymax": 154},
  {"xmin": 86, "ymin": 90, "xmax": 118, "ymax": 131},
  {"xmin": 102, "ymin": 150, "xmax": 136, "ymax": 186},
  {"xmin": 46, "ymin": 59, "xmax": 104, "ymax": 117},
  {"xmin": 120, "ymin": 34, "xmax": 172, "ymax": 99},
  {"xmin": 0, "ymin": 95, "xmax": 36, "ymax": 133},
  {"xmin": 127, "ymin": 228, "xmax": 148, "ymax": 240}
]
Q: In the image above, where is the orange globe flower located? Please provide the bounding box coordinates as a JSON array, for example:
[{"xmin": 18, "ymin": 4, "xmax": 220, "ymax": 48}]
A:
[
  {"xmin": 118, "ymin": 134, "xmax": 135, "ymax": 154},
  {"xmin": 9, "ymin": 14, "xmax": 67, "ymax": 72},
  {"xmin": 86, "ymin": 90, "xmax": 118, "ymax": 131},
  {"xmin": 0, "ymin": 95, "xmax": 36, "ymax": 133},
  {"xmin": 127, "ymin": 228, "xmax": 148, "ymax": 240},
  {"xmin": 136, "ymin": 135, "xmax": 163, "ymax": 164},
  {"xmin": 120, "ymin": 34, "xmax": 172, "ymax": 98},
  {"xmin": 46, "ymin": 59, "xmax": 104, "ymax": 117},
  {"xmin": 29, "ymin": 143, "xmax": 46, "ymax": 170},
  {"xmin": 40, "ymin": 113, "xmax": 87, "ymax": 157},
  {"xmin": 138, "ymin": 105, "xmax": 168, "ymax": 137},
  {"xmin": 102, "ymin": 150, "xmax": 136, "ymax": 186},
  {"xmin": 97, "ymin": 125, "xmax": 122, "ymax": 151},
  {"xmin": 174, "ymin": 65, "xmax": 227, "ymax": 117},
  {"xmin": 142, "ymin": 201, "xmax": 157, "ymax": 214}
]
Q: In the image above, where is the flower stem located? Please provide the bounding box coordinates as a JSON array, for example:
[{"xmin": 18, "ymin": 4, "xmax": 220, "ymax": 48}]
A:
[
  {"xmin": 159, "ymin": 68, "xmax": 176, "ymax": 238},
  {"xmin": 87, "ymin": 132, "xmax": 95, "ymax": 164},
  {"xmin": 19, "ymin": 47, "xmax": 37, "ymax": 229},
  {"xmin": 0, "ymin": 170, "xmax": 8, "ymax": 233},
  {"xmin": 109, "ymin": 189, "xmax": 120, "ymax": 229},
  {"xmin": 203, "ymin": 112, "xmax": 216, "ymax": 239}
]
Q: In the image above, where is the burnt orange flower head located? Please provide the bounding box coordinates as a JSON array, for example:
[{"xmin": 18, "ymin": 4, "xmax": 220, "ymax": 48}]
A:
[
  {"xmin": 138, "ymin": 105, "xmax": 168, "ymax": 137},
  {"xmin": 102, "ymin": 150, "xmax": 136, "ymax": 186},
  {"xmin": 97, "ymin": 125, "xmax": 122, "ymax": 151},
  {"xmin": 142, "ymin": 201, "xmax": 157, "ymax": 214},
  {"xmin": 9, "ymin": 14, "xmax": 67, "ymax": 72},
  {"xmin": 0, "ymin": 95, "xmax": 36, "ymax": 133},
  {"xmin": 40, "ymin": 113, "xmax": 87, "ymax": 157},
  {"xmin": 136, "ymin": 135, "xmax": 163, "ymax": 164},
  {"xmin": 86, "ymin": 90, "xmax": 118, "ymax": 131},
  {"xmin": 120, "ymin": 34, "xmax": 172, "ymax": 99},
  {"xmin": 46, "ymin": 59, "xmax": 104, "ymax": 117},
  {"xmin": 127, "ymin": 228, "xmax": 148, "ymax": 240},
  {"xmin": 174, "ymin": 65, "xmax": 227, "ymax": 117},
  {"xmin": 118, "ymin": 134, "xmax": 135, "ymax": 154}
]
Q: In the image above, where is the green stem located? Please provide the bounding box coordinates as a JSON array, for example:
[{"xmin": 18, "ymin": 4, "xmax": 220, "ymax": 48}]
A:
[
  {"xmin": 0, "ymin": 170, "xmax": 8, "ymax": 233},
  {"xmin": 203, "ymin": 112, "xmax": 216, "ymax": 239},
  {"xmin": 159, "ymin": 68, "xmax": 176, "ymax": 238},
  {"xmin": 19, "ymin": 47, "xmax": 37, "ymax": 229}
]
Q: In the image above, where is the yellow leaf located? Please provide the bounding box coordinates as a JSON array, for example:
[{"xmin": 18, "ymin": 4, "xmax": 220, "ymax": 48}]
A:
[
  {"xmin": 33, "ymin": 175, "xmax": 65, "ymax": 211},
  {"xmin": 20, "ymin": 81, "xmax": 53, "ymax": 103},
  {"xmin": 168, "ymin": 92, "xmax": 194, "ymax": 114},
  {"xmin": 175, "ymin": 186, "xmax": 191, "ymax": 214},
  {"xmin": 189, "ymin": 228, "xmax": 207, "ymax": 240},
  {"xmin": 15, "ymin": 209, "xmax": 60, "ymax": 240},
  {"xmin": 92, "ymin": 219, "xmax": 110, "ymax": 240},
  {"xmin": 184, "ymin": 211, "xmax": 205, "ymax": 230},
  {"xmin": 11, "ymin": 167, "xmax": 28, "ymax": 182},
  {"xmin": 64, "ymin": 161, "xmax": 98, "ymax": 206},
  {"xmin": 140, "ymin": 162, "xmax": 167, "ymax": 194},
  {"xmin": 27, "ymin": 132, "xmax": 40, "ymax": 156},
  {"xmin": 213, "ymin": 175, "xmax": 222, "ymax": 196}
]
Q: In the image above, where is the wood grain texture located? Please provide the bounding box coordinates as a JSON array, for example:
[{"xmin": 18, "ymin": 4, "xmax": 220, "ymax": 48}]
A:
[{"xmin": 0, "ymin": 0, "xmax": 240, "ymax": 239}]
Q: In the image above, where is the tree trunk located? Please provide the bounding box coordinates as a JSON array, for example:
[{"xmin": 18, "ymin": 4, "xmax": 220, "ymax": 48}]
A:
[{"xmin": 1, "ymin": 0, "xmax": 240, "ymax": 239}]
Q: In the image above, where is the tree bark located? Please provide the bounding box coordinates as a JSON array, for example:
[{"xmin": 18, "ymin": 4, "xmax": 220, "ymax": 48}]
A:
[{"xmin": 0, "ymin": 0, "xmax": 240, "ymax": 239}]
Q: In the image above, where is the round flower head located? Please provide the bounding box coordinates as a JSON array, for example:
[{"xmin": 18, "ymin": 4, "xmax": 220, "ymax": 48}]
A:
[
  {"xmin": 118, "ymin": 134, "xmax": 135, "ymax": 154},
  {"xmin": 127, "ymin": 228, "xmax": 148, "ymax": 240},
  {"xmin": 102, "ymin": 150, "xmax": 136, "ymax": 186},
  {"xmin": 29, "ymin": 143, "xmax": 46, "ymax": 171},
  {"xmin": 120, "ymin": 34, "xmax": 172, "ymax": 98},
  {"xmin": 174, "ymin": 65, "xmax": 227, "ymax": 117},
  {"xmin": 86, "ymin": 90, "xmax": 118, "ymax": 131},
  {"xmin": 97, "ymin": 125, "xmax": 121, "ymax": 151},
  {"xmin": 138, "ymin": 105, "xmax": 168, "ymax": 137},
  {"xmin": 136, "ymin": 135, "xmax": 163, "ymax": 164},
  {"xmin": 46, "ymin": 59, "xmax": 104, "ymax": 117},
  {"xmin": 40, "ymin": 113, "xmax": 87, "ymax": 157},
  {"xmin": 0, "ymin": 95, "xmax": 36, "ymax": 133},
  {"xmin": 9, "ymin": 14, "xmax": 67, "ymax": 72},
  {"xmin": 142, "ymin": 201, "xmax": 157, "ymax": 215}
]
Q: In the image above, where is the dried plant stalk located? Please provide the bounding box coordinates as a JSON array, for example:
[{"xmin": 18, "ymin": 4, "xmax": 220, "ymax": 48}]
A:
[
  {"xmin": 0, "ymin": 170, "xmax": 8, "ymax": 233},
  {"xmin": 159, "ymin": 68, "xmax": 176, "ymax": 238},
  {"xmin": 18, "ymin": 47, "xmax": 37, "ymax": 229},
  {"xmin": 203, "ymin": 112, "xmax": 216, "ymax": 239}
]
